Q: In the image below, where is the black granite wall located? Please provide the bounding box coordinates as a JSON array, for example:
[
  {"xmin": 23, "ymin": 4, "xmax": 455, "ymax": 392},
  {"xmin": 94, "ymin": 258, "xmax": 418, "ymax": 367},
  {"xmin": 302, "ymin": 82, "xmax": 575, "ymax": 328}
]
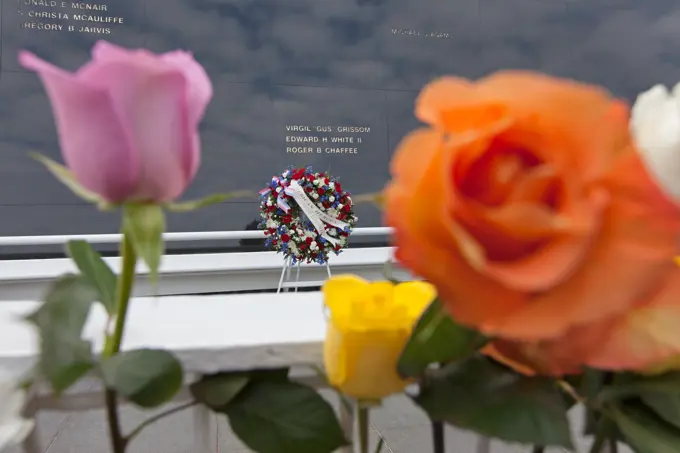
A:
[{"xmin": 1, "ymin": 0, "xmax": 678, "ymax": 255}]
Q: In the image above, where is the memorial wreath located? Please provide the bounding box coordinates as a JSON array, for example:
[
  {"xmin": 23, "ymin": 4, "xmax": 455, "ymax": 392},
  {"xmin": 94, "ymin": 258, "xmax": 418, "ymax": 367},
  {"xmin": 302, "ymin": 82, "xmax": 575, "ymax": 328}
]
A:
[{"xmin": 258, "ymin": 166, "xmax": 357, "ymax": 264}]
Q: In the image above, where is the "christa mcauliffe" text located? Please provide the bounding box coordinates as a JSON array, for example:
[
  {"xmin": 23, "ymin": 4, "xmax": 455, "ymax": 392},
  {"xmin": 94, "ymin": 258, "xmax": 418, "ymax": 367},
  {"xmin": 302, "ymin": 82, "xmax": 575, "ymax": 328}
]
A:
[{"xmin": 19, "ymin": 1, "xmax": 124, "ymax": 35}]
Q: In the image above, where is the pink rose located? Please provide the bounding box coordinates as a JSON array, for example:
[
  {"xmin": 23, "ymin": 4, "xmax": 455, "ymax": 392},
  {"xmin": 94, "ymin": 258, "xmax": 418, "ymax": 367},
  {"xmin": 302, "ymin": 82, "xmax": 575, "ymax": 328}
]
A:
[{"xmin": 19, "ymin": 41, "xmax": 213, "ymax": 203}]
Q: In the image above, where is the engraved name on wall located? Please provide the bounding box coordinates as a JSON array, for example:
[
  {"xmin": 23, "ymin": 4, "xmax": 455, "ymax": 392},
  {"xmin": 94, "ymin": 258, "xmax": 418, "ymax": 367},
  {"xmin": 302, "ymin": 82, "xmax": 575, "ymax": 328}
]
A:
[
  {"xmin": 17, "ymin": 1, "xmax": 124, "ymax": 34},
  {"xmin": 284, "ymin": 125, "xmax": 371, "ymax": 155}
]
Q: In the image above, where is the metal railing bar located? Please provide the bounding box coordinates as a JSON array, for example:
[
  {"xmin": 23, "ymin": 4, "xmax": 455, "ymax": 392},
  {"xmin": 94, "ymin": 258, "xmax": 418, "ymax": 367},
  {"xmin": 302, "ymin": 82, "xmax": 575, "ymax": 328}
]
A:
[{"xmin": 0, "ymin": 227, "xmax": 393, "ymax": 247}]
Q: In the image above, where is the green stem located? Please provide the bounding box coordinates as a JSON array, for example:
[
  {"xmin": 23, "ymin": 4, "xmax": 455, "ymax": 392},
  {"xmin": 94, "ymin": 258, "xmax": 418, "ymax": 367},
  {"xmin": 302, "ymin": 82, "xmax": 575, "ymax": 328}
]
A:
[
  {"xmin": 125, "ymin": 401, "xmax": 197, "ymax": 443},
  {"xmin": 102, "ymin": 232, "xmax": 137, "ymax": 453},
  {"xmin": 590, "ymin": 433, "xmax": 607, "ymax": 453},
  {"xmin": 105, "ymin": 389, "xmax": 127, "ymax": 453},
  {"xmin": 103, "ymin": 233, "xmax": 137, "ymax": 357},
  {"xmin": 608, "ymin": 437, "xmax": 619, "ymax": 453},
  {"xmin": 358, "ymin": 406, "xmax": 370, "ymax": 453},
  {"xmin": 590, "ymin": 417, "xmax": 614, "ymax": 453}
]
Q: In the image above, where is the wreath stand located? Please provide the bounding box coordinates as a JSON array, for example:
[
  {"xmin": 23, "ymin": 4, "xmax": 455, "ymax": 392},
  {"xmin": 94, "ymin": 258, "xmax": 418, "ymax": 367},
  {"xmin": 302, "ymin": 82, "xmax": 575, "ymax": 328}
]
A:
[{"xmin": 276, "ymin": 256, "xmax": 332, "ymax": 293}]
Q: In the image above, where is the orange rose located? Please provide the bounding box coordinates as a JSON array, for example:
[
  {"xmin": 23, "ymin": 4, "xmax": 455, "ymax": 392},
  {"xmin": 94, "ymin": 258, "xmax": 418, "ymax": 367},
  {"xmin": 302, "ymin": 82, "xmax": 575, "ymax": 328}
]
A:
[
  {"xmin": 385, "ymin": 71, "xmax": 680, "ymax": 371},
  {"xmin": 485, "ymin": 270, "xmax": 680, "ymax": 375}
]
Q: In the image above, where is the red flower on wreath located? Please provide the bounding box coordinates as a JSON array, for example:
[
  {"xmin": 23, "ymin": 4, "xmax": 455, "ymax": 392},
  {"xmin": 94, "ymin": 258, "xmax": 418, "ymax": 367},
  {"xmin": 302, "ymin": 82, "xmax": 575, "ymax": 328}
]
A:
[
  {"xmin": 317, "ymin": 188, "xmax": 325, "ymax": 195},
  {"xmin": 281, "ymin": 233, "xmax": 290, "ymax": 242}
]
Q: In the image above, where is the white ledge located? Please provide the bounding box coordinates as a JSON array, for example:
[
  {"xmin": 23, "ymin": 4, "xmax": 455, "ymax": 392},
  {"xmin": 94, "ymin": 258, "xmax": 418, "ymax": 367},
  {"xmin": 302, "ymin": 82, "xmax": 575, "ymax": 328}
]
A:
[
  {"xmin": 0, "ymin": 292, "xmax": 329, "ymax": 378},
  {"xmin": 0, "ymin": 247, "xmax": 414, "ymax": 301}
]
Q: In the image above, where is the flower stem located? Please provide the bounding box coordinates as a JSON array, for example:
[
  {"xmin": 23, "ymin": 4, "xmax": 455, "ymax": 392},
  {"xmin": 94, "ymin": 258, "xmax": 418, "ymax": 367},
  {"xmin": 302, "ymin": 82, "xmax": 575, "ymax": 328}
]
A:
[
  {"xmin": 103, "ymin": 233, "xmax": 137, "ymax": 357},
  {"xmin": 590, "ymin": 417, "xmax": 615, "ymax": 453},
  {"xmin": 358, "ymin": 406, "xmax": 369, "ymax": 453},
  {"xmin": 102, "ymin": 232, "xmax": 137, "ymax": 453},
  {"xmin": 125, "ymin": 401, "xmax": 197, "ymax": 443},
  {"xmin": 105, "ymin": 389, "xmax": 127, "ymax": 453},
  {"xmin": 432, "ymin": 421, "xmax": 445, "ymax": 453}
]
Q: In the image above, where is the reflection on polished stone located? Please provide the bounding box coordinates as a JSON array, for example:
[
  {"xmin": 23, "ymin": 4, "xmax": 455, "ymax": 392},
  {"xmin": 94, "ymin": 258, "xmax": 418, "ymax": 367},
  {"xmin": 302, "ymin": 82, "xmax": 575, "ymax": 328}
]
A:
[
  {"xmin": 186, "ymin": 81, "xmax": 389, "ymax": 201},
  {"xmin": 386, "ymin": 91, "xmax": 420, "ymax": 156},
  {"xmin": 0, "ymin": 71, "xmax": 75, "ymax": 205},
  {"xmin": 2, "ymin": 0, "xmax": 145, "ymax": 72},
  {"xmin": 2, "ymin": 0, "xmax": 680, "ymax": 241},
  {"xmin": 478, "ymin": 0, "xmax": 571, "ymax": 77},
  {"xmin": 563, "ymin": 0, "xmax": 680, "ymax": 101},
  {"xmin": 144, "ymin": 0, "xmax": 483, "ymax": 90}
]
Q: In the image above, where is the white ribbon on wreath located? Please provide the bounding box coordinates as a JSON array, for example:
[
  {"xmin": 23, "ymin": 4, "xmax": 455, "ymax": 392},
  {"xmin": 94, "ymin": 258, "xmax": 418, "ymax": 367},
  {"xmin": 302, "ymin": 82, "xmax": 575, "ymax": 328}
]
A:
[{"xmin": 282, "ymin": 180, "xmax": 350, "ymax": 246}]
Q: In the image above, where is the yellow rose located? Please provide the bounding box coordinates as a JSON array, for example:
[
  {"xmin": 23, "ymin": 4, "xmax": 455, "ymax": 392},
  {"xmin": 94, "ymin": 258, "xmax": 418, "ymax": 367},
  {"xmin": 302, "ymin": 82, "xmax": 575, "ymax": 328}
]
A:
[{"xmin": 322, "ymin": 275, "xmax": 436, "ymax": 400}]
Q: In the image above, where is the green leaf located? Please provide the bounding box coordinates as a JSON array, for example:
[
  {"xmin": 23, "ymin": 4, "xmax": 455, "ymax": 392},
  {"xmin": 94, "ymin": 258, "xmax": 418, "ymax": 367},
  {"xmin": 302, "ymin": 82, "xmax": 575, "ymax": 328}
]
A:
[
  {"xmin": 248, "ymin": 367, "xmax": 290, "ymax": 382},
  {"xmin": 643, "ymin": 393, "xmax": 680, "ymax": 429},
  {"xmin": 599, "ymin": 372, "xmax": 680, "ymax": 402},
  {"xmin": 413, "ymin": 356, "xmax": 573, "ymax": 448},
  {"xmin": 31, "ymin": 153, "xmax": 110, "ymax": 208},
  {"xmin": 190, "ymin": 373, "xmax": 250, "ymax": 411},
  {"xmin": 165, "ymin": 191, "xmax": 255, "ymax": 212},
  {"xmin": 612, "ymin": 404, "xmax": 680, "ymax": 453},
  {"xmin": 224, "ymin": 380, "xmax": 348, "ymax": 453},
  {"xmin": 123, "ymin": 204, "xmax": 165, "ymax": 285},
  {"xmin": 65, "ymin": 240, "xmax": 117, "ymax": 315},
  {"xmin": 101, "ymin": 349, "xmax": 183, "ymax": 408},
  {"xmin": 25, "ymin": 274, "xmax": 98, "ymax": 394},
  {"xmin": 398, "ymin": 298, "xmax": 488, "ymax": 378},
  {"xmin": 579, "ymin": 368, "xmax": 607, "ymax": 435}
]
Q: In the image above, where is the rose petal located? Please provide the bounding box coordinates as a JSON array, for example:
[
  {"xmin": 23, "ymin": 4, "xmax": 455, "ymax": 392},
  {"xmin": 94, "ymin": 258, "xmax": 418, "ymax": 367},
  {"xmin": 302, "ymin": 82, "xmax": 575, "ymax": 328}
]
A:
[
  {"xmin": 89, "ymin": 40, "xmax": 132, "ymax": 62},
  {"xmin": 18, "ymin": 51, "xmax": 137, "ymax": 202},
  {"xmin": 385, "ymin": 133, "xmax": 528, "ymax": 327},
  {"xmin": 80, "ymin": 59, "xmax": 192, "ymax": 201},
  {"xmin": 476, "ymin": 71, "xmax": 630, "ymax": 182},
  {"xmin": 585, "ymin": 269, "xmax": 680, "ymax": 370},
  {"xmin": 161, "ymin": 50, "xmax": 213, "ymax": 126},
  {"xmin": 389, "ymin": 128, "xmax": 443, "ymax": 186},
  {"xmin": 393, "ymin": 281, "xmax": 437, "ymax": 320},
  {"xmin": 322, "ymin": 275, "xmax": 371, "ymax": 328},
  {"xmin": 486, "ymin": 153, "xmax": 680, "ymax": 340},
  {"xmin": 160, "ymin": 51, "xmax": 212, "ymax": 185}
]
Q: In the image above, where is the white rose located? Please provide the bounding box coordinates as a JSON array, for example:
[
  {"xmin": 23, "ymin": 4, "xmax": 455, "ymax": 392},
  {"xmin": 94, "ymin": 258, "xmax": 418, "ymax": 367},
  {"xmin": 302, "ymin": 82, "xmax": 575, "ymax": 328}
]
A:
[
  {"xmin": 337, "ymin": 204, "xmax": 343, "ymax": 210},
  {"xmin": 313, "ymin": 193, "xmax": 319, "ymax": 199},
  {"xmin": 0, "ymin": 371, "xmax": 34, "ymax": 451},
  {"xmin": 631, "ymin": 83, "xmax": 680, "ymax": 203},
  {"xmin": 329, "ymin": 196, "xmax": 335, "ymax": 202}
]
